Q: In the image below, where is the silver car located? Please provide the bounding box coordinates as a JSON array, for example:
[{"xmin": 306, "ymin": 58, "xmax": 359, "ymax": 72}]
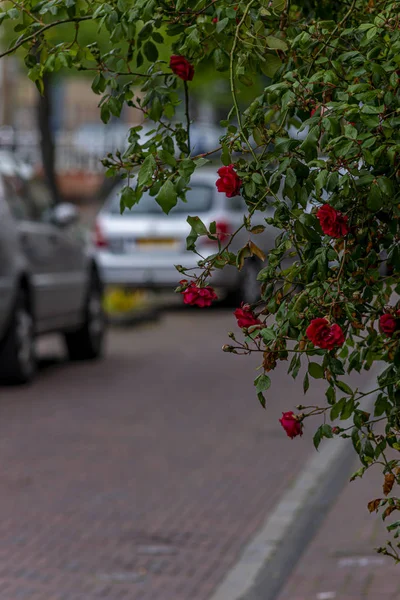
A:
[
  {"xmin": 95, "ymin": 169, "xmax": 277, "ymax": 304},
  {"xmin": 0, "ymin": 152, "xmax": 106, "ymax": 384}
]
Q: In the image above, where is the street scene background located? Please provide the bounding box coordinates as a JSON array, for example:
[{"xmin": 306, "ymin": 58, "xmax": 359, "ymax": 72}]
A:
[{"xmin": 0, "ymin": 33, "xmax": 398, "ymax": 600}]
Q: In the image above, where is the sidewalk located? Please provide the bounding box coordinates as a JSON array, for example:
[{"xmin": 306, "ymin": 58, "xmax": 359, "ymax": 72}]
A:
[{"xmin": 277, "ymin": 457, "xmax": 400, "ymax": 600}]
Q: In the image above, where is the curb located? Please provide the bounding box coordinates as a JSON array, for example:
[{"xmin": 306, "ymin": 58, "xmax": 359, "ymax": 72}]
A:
[
  {"xmin": 107, "ymin": 307, "xmax": 161, "ymax": 328},
  {"xmin": 209, "ymin": 375, "xmax": 379, "ymax": 600}
]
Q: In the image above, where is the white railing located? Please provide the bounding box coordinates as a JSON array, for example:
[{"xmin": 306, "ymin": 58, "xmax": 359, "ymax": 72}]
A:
[{"xmin": 0, "ymin": 128, "xmax": 123, "ymax": 174}]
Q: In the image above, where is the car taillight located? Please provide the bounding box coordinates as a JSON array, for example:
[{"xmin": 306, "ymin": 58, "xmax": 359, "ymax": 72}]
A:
[
  {"xmin": 204, "ymin": 220, "xmax": 231, "ymax": 244},
  {"xmin": 94, "ymin": 221, "xmax": 108, "ymax": 248}
]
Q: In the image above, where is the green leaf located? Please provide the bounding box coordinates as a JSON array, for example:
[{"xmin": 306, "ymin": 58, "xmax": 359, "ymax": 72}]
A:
[
  {"xmin": 152, "ymin": 31, "xmax": 164, "ymax": 44},
  {"xmin": 307, "ymin": 362, "xmax": 324, "ymax": 380},
  {"xmin": 285, "ymin": 168, "xmax": 296, "ymax": 188},
  {"xmin": 100, "ymin": 103, "xmax": 111, "ymax": 124},
  {"xmin": 336, "ymin": 380, "xmax": 353, "ymax": 395},
  {"xmin": 138, "ymin": 155, "xmax": 156, "ymax": 188},
  {"xmin": 265, "ymin": 35, "xmax": 288, "ymax": 51},
  {"xmin": 340, "ymin": 397, "xmax": 355, "ymax": 420},
  {"xmin": 144, "ymin": 40, "xmax": 158, "ymax": 62},
  {"xmin": 214, "ymin": 48, "xmax": 229, "ymax": 71},
  {"xmin": 187, "ymin": 215, "xmax": 208, "ymax": 236},
  {"xmin": 387, "ymin": 521, "xmax": 400, "ymax": 533},
  {"xmin": 186, "ymin": 229, "xmax": 198, "ymax": 251},
  {"xmin": 216, "ymin": 17, "xmax": 229, "ymax": 33},
  {"xmin": 330, "ymin": 397, "xmax": 346, "ymax": 420},
  {"xmin": 374, "ymin": 394, "xmax": 391, "ymax": 417},
  {"xmin": 270, "ymin": 0, "xmax": 285, "ymax": 10},
  {"xmin": 156, "ymin": 180, "xmax": 178, "ymax": 214},
  {"xmin": 315, "ymin": 169, "xmax": 328, "ymax": 193},
  {"xmin": 120, "ymin": 186, "xmax": 137, "ymax": 210},
  {"xmin": 351, "ymin": 428, "xmax": 361, "ymax": 455},
  {"xmin": 350, "ymin": 466, "xmax": 367, "ymax": 481},
  {"xmin": 260, "ymin": 53, "xmax": 282, "ymax": 78},
  {"xmin": 158, "ymin": 149, "xmax": 176, "ymax": 167},
  {"xmin": 326, "ymin": 385, "xmax": 336, "ymax": 405},
  {"xmin": 377, "ymin": 177, "xmax": 394, "ymax": 197},
  {"xmin": 313, "ymin": 427, "xmax": 322, "ymax": 450},
  {"xmin": 257, "ymin": 391, "xmax": 266, "ymax": 409},
  {"xmin": 321, "ymin": 424, "xmax": 334, "ymax": 438},
  {"xmin": 179, "ymin": 159, "xmax": 196, "ymax": 178},
  {"xmin": 91, "ymin": 73, "xmax": 107, "ymax": 94},
  {"xmin": 194, "ymin": 158, "xmax": 210, "ymax": 168},
  {"xmin": 136, "ymin": 51, "xmax": 144, "ymax": 68},
  {"xmin": 344, "ymin": 124, "xmax": 358, "ymax": 139},
  {"xmin": 303, "ymin": 372, "xmax": 310, "ymax": 393},
  {"xmin": 149, "ymin": 96, "xmax": 162, "ymax": 121},
  {"xmin": 261, "ymin": 328, "xmax": 276, "ymax": 341},
  {"xmin": 367, "ymin": 183, "xmax": 382, "ymax": 212},
  {"xmin": 254, "ymin": 374, "xmax": 271, "ymax": 394}
]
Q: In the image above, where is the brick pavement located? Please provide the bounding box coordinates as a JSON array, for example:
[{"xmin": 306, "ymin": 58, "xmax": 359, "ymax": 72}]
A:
[
  {"xmin": 0, "ymin": 310, "xmax": 324, "ymax": 600},
  {"xmin": 277, "ymin": 456, "xmax": 400, "ymax": 600}
]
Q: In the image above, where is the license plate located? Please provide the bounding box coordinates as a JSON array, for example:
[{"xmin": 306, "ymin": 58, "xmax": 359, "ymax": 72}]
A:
[{"xmin": 128, "ymin": 238, "xmax": 179, "ymax": 252}]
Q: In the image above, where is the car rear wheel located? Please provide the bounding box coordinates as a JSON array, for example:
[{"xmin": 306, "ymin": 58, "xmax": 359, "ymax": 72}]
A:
[
  {"xmin": 0, "ymin": 289, "xmax": 36, "ymax": 385},
  {"xmin": 240, "ymin": 259, "xmax": 261, "ymax": 305},
  {"xmin": 223, "ymin": 259, "xmax": 261, "ymax": 307},
  {"xmin": 64, "ymin": 275, "xmax": 106, "ymax": 361}
]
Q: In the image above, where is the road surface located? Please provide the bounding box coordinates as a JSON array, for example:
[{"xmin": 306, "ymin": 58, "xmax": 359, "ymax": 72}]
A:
[{"xmin": 0, "ymin": 309, "xmax": 340, "ymax": 600}]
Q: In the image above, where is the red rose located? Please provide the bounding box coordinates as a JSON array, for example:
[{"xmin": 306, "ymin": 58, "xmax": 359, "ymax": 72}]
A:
[
  {"xmin": 306, "ymin": 318, "xmax": 345, "ymax": 350},
  {"xmin": 212, "ymin": 17, "xmax": 218, "ymax": 23},
  {"xmin": 379, "ymin": 313, "xmax": 398, "ymax": 337},
  {"xmin": 169, "ymin": 55, "xmax": 194, "ymax": 81},
  {"xmin": 181, "ymin": 282, "xmax": 217, "ymax": 307},
  {"xmin": 216, "ymin": 164, "xmax": 242, "ymax": 198},
  {"xmin": 317, "ymin": 204, "xmax": 349, "ymax": 238},
  {"xmin": 234, "ymin": 303, "xmax": 262, "ymax": 328},
  {"xmin": 279, "ymin": 411, "xmax": 303, "ymax": 439}
]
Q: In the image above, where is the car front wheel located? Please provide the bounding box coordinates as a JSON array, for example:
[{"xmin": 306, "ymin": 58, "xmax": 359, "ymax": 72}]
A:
[
  {"xmin": 0, "ymin": 289, "xmax": 36, "ymax": 385},
  {"xmin": 64, "ymin": 275, "xmax": 106, "ymax": 361}
]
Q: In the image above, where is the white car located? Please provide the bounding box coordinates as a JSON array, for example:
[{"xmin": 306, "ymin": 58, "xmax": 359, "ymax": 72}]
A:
[{"xmin": 94, "ymin": 168, "xmax": 279, "ymax": 304}]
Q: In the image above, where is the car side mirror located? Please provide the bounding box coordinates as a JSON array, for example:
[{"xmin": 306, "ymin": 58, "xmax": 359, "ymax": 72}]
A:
[{"xmin": 51, "ymin": 202, "xmax": 79, "ymax": 227}]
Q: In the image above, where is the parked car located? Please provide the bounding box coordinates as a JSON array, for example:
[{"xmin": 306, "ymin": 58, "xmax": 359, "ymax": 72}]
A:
[
  {"xmin": 94, "ymin": 169, "xmax": 279, "ymax": 304},
  {"xmin": 0, "ymin": 151, "xmax": 106, "ymax": 384}
]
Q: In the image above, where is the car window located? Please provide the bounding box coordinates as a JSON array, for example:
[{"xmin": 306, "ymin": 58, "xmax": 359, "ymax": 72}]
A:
[
  {"xmin": 107, "ymin": 183, "xmax": 214, "ymax": 215},
  {"xmin": 2, "ymin": 175, "xmax": 35, "ymax": 221}
]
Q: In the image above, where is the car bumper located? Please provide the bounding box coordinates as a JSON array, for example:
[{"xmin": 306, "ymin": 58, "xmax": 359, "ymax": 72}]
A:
[{"xmin": 97, "ymin": 252, "xmax": 240, "ymax": 290}]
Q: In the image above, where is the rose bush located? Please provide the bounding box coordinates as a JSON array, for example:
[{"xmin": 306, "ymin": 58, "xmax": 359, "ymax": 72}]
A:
[{"xmin": 3, "ymin": 0, "xmax": 400, "ymax": 562}]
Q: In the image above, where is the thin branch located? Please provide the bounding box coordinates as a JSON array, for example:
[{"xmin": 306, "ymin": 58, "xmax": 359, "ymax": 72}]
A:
[
  {"xmin": 0, "ymin": 15, "xmax": 93, "ymax": 60},
  {"xmin": 184, "ymin": 80, "xmax": 191, "ymax": 156},
  {"xmin": 229, "ymin": 0, "xmax": 257, "ymax": 161},
  {"xmin": 306, "ymin": 0, "xmax": 358, "ymax": 77}
]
